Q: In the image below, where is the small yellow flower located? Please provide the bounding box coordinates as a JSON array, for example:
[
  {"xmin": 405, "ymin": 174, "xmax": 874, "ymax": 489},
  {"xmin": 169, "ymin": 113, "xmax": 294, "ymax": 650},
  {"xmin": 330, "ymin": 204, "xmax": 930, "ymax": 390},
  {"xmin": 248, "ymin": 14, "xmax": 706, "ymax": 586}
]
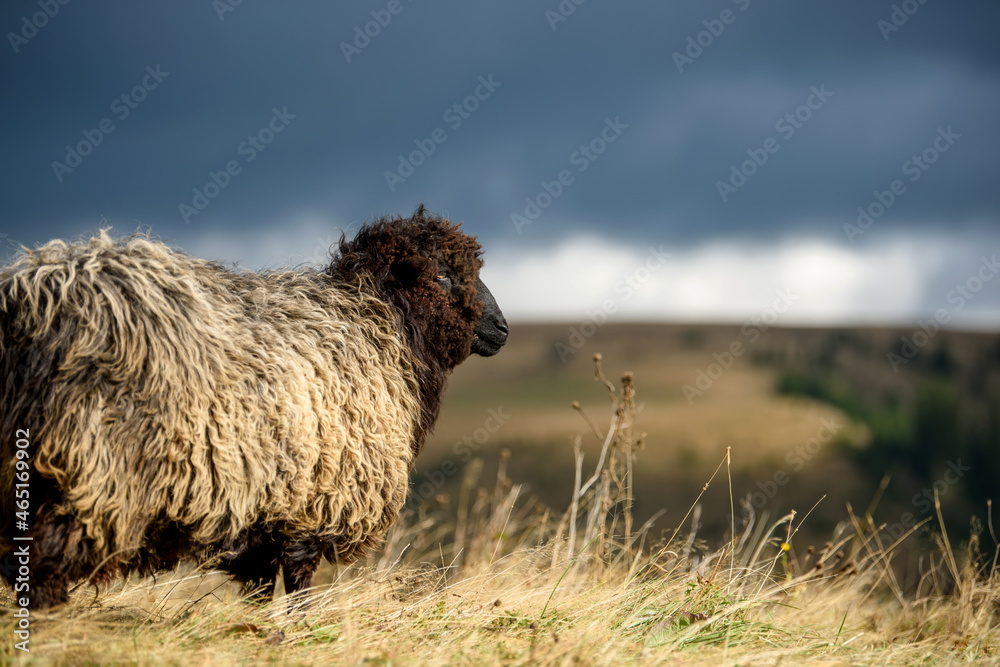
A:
[{"xmin": 781, "ymin": 542, "xmax": 791, "ymax": 552}]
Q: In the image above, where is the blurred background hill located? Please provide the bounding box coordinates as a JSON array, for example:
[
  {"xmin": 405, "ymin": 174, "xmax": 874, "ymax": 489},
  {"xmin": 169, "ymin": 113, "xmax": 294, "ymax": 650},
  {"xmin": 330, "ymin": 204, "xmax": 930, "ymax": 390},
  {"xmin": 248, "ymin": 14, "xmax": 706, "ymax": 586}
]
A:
[{"xmin": 416, "ymin": 322, "xmax": 1000, "ymax": 548}]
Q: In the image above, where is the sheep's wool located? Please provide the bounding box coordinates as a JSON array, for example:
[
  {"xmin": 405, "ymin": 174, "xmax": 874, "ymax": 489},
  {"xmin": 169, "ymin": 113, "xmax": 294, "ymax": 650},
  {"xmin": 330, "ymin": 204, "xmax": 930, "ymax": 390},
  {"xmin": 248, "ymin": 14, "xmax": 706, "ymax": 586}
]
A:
[{"xmin": 0, "ymin": 231, "xmax": 423, "ymax": 559}]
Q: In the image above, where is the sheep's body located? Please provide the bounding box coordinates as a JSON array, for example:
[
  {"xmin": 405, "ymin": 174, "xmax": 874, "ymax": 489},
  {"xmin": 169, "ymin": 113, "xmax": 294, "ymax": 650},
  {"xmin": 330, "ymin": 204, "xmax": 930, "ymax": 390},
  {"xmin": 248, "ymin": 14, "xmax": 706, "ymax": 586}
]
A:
[{"xmin": 0, "ymin": 210, "xmax": 507, "ymax": 608}]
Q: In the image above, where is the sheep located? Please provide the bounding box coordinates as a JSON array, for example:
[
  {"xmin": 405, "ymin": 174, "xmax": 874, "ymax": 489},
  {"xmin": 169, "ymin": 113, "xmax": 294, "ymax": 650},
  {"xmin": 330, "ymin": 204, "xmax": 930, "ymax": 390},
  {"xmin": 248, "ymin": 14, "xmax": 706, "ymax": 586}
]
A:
[{"xmin": 0, "ymin": 205, "xmax": 508, "ymax": 609}]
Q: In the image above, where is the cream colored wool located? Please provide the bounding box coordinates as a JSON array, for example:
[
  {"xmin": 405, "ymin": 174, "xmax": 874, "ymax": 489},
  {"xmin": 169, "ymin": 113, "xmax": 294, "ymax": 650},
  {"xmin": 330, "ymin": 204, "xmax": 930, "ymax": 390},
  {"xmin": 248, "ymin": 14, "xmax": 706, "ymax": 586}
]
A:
[{"xmin": 0, "ymin": 231, "xmax": 423, "ymax": 560}]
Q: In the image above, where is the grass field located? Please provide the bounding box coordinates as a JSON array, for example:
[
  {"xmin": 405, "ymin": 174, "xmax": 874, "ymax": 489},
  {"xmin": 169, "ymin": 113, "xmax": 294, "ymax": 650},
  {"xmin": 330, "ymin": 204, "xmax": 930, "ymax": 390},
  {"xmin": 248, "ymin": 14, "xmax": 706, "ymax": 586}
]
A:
[
  {"xmin": 420, "ymin": 323, "xmax": 879, "ymax": 547},
  {"xmin": 2, "ymin": 325, "xmax": 998, "ymax": 664}
]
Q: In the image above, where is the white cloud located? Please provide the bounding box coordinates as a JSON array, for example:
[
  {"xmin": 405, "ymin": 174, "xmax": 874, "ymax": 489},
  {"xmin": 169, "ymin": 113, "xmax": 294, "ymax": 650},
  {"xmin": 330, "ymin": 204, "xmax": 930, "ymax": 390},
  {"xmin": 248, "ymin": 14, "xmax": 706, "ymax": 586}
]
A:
[{"xmin": 481, "ymin": 230, "xmax": 999, "ymax": 329}]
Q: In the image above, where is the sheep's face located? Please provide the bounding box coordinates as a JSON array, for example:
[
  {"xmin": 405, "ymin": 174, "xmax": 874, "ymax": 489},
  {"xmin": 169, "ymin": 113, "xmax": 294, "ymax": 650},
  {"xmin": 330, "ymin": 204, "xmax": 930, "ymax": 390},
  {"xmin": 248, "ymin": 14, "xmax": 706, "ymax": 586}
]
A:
[
  {"xmin": 392, "ymin": 230, "xmax": 508, "ymax": 368},
  {"xmin": 331, "ymin": 207, "xmax": 507, "ymax": 370},
  {"xmin": 435, "ymin": 271, "xmax": 508, "ymax": 358}
]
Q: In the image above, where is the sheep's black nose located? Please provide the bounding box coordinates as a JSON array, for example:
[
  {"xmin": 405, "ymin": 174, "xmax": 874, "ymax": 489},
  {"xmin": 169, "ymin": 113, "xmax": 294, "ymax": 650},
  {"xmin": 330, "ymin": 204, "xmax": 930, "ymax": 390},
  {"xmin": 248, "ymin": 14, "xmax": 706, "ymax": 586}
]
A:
[{"xmin": 495, "ymin": 319, "xmax": 509, "ymax": 336}]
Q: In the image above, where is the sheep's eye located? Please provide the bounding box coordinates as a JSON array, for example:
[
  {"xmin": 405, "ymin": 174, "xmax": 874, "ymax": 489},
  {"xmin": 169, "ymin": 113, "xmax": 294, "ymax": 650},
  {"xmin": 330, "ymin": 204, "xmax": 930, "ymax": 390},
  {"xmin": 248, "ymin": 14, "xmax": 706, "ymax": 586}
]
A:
[{"xmin": 436, "ymin": 274, "xmax": 453, "ymax": 289}]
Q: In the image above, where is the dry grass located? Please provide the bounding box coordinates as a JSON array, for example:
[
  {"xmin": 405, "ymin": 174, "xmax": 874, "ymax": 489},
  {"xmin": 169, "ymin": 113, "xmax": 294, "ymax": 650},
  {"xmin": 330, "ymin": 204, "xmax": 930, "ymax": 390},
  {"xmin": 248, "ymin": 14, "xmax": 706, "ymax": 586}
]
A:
[{"xmin": 1, "ymin": 356, "xmax": 998, "ymax": 665}]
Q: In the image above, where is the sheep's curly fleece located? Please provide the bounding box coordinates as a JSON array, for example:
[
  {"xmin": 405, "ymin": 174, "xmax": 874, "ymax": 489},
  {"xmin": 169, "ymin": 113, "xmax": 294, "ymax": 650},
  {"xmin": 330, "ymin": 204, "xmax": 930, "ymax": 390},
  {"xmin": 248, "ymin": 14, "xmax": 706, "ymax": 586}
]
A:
[{"xmin": 0, "ymin": 230, "xmax": 423, "ymax": 560}]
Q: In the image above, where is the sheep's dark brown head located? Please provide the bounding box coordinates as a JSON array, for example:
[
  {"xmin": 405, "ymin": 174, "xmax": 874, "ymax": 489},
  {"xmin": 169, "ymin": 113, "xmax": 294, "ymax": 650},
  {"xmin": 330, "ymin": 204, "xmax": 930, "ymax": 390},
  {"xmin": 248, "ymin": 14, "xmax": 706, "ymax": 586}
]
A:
[{"xmin": 329, "ymin": 205, "xmax": 508, "ymax": 372}]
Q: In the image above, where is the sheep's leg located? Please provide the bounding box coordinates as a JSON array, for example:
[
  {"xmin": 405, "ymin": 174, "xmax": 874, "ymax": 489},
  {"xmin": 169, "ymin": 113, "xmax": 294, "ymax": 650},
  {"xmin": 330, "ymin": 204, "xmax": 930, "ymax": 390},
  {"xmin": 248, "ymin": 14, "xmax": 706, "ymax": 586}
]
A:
[
  {"xmin": 280, "ymin": 539, "xmax": 323, "ymax": 609},
  {"xmin": 224, "ymin": 547, "xmax": 281, "ymax": 603},
  {"xmin": 281, "ymin": 554, "xmax": 322, "ymax": 597},
  {"xmin": 3, "ymin": 512, "xmax": 71, "ymax": 609},
  {"xmin": 11, "ymin": 505, "xmax": 107, "ymax": 610}
]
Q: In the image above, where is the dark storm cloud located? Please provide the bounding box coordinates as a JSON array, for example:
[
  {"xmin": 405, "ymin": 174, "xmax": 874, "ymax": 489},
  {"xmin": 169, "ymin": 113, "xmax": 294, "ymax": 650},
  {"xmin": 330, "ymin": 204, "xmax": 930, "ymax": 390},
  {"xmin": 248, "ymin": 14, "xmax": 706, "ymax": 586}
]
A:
[{"xmin": 1, "ymin": 0, "xmax": 997, "ymax": 256}]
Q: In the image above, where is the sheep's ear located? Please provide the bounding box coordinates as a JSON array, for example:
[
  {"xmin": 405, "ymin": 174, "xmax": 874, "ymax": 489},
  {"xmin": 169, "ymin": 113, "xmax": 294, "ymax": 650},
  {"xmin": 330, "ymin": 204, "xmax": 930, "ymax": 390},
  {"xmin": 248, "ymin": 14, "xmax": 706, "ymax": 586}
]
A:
[{"xmin": 393, "ymin": 254, "xmax": 431, "ymax": 284}]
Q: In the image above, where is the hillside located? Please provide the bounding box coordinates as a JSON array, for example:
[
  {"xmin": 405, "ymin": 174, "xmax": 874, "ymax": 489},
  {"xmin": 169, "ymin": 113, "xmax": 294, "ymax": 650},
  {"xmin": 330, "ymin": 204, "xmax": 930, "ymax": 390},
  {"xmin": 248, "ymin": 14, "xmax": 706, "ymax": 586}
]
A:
[{"xmin": 416, "ymin": 322, "xmax": 1000, "ymax": 549}]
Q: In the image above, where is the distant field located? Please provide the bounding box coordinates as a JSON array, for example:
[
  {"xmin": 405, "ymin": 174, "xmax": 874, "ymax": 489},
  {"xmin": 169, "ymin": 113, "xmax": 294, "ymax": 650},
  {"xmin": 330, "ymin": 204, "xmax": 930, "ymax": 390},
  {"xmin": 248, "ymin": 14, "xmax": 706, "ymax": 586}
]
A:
[{"xmin": 417, "ymin": 322, "xmax": 996, "ymax": 545}]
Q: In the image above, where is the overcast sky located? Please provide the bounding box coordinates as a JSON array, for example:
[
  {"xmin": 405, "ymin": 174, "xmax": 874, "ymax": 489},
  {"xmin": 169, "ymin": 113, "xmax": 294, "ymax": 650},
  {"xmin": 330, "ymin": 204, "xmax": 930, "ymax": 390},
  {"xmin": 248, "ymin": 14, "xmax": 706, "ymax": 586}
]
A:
[{"xmin": 2, "ymin": 1, "xmax": 998, "ymax": 327}]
